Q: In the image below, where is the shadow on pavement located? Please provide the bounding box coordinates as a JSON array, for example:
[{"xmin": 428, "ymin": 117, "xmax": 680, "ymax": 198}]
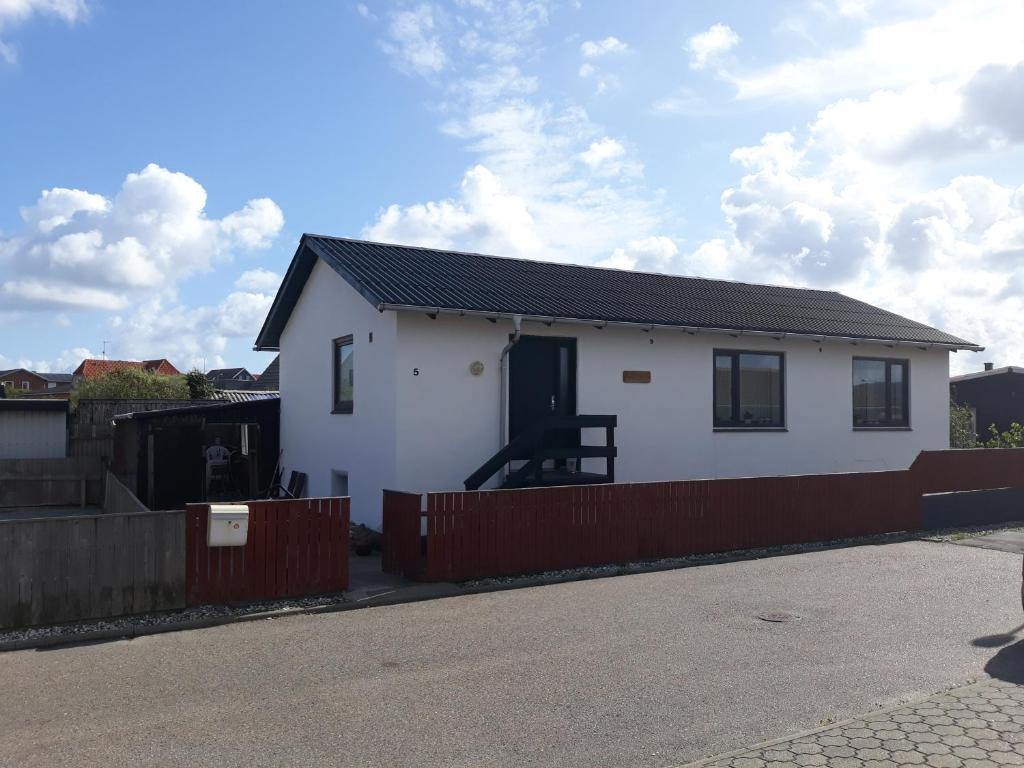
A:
[
  {"xmin": 973, "ymin": 623, "xmax": 1024, "ymax": 648},
  {"xmin": 985, "ymin": 639, "xmax": 1024, "ymax": 684}
]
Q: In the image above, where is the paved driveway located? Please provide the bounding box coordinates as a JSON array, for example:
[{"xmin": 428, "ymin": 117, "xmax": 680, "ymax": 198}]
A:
[{"xmin": 2, "ymin": 540, "xmax": 1022, "ymax": 768}]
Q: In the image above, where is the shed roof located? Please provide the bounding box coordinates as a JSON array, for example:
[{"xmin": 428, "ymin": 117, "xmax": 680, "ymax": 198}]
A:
[{"xmin": 255, "ymin": 235, "xmax": 982, "ymax": 351}]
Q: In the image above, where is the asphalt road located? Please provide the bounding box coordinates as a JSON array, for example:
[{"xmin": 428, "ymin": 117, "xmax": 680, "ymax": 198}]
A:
[{"xmin": 2, "ymin": 540, "xmax": 1022, "ymax": 768}]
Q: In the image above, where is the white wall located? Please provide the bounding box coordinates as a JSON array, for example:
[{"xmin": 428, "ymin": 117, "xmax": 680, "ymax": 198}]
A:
[
  {"xmin": 279, "ymin": 259, "xmax": 398, "ymax": 528},
  {"xmin": 393, "ymin": 312, "xmax": 951, "ymax": 495},
  {"xmin": 0, "ymin": 409, "xmax": 67, "ymax": 459}
]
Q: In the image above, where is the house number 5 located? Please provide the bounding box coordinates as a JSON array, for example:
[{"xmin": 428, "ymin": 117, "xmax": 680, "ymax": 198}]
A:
[{"xmin": 413, "ymin": 368, "xmax": 420, "ymax": 376}]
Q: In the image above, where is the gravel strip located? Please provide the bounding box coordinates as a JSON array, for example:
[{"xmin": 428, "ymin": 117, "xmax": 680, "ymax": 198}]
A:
[{"xmin": 0, "ymin": 592, "xmax": 349, "ymax": 647}]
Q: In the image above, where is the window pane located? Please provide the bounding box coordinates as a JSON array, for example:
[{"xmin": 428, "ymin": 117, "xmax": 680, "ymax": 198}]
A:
[
  {"xmin": 890, "ymin": 362, "xmax": 905, "ymax": 424},
  {"xmin": 853, "ymin": 359, "xmax": 887, "ymax": 426},
  {"xmin": 738, "ymin": 353, "xmax": 782, "ymax": 426},
  {"xmin": 714, "ymin": 355, "xmax": 733, "ymax": 422},
  {"xmin": 336, "ymin": 341, "xmax": 353, "ymax": 403}
]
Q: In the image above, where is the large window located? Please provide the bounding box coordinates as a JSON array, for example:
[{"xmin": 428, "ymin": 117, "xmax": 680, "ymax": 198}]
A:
[
  {"xmin": 713, "ymin": 350, "xmax": 785, "ymax": 429},
  {"xmin": 332, "ymin": 335, "xmax": 354, "ymax": 414},
  {"xmin": 852, "ymin": 357, "xmax": 908, "ymax": 428}
]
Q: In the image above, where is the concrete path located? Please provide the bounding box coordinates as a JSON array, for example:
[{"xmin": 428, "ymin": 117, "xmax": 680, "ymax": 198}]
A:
[
  {"xmin": 2, "ymin": 540, "xmax": 1023, "ymax": 768},
  {"xmin": 686, "ymin": 676, "xmax": 1024, "ymax": 768},
  {"xmin": 954, "ymin": 530, "xmax": 1024, "ymax": 555}
]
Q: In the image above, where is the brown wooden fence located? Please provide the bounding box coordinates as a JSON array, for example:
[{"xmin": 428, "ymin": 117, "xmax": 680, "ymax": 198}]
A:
[
  {"xmin": 185, "ymin": 497, "xmax": 349, "ymax": 606},
  {"xmin": 383, "ymin": 448, "xmax": 1024, "ymax": 583}
]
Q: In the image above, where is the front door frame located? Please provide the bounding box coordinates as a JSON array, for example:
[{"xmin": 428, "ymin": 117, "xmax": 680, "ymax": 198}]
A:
[{"xmin": 507, "ymin": 334, "xmax": 579, "ymax": 443}]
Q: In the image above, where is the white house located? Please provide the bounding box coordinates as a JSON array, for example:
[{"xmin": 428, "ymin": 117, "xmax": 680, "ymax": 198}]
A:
[{"xmin": 256, "ymin": 235, "xmax": 982, "ymax": 528}]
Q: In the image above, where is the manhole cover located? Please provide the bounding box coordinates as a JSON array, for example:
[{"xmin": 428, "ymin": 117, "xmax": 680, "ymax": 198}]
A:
[{"xmin": 757, "ymin": 611, "xmax": 801, "ymax": 623}]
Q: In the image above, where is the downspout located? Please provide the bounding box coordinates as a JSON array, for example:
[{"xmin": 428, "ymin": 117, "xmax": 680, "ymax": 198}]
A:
[{"xmin": 498, "ymin": 314, "xmax": 523, "ymax": 482}]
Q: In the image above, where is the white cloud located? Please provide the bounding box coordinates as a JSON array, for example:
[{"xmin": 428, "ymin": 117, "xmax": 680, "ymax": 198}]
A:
[
  {"xmin": 597, "ymin": 236, "xmax": 679, "ymax": 272},
  {"xmin": 687, "ymin": 23, "xmax": 739, "ymax": 71},
  {"xmin": 0, "ymin": 163, "xmax": 284, "ymax": 311},
  {"xmin": 730, "ymin": 0, "xmax": 1024, "ymax": 101},
  {"xmin": 580, "ymin": 36, "xmax": 628, "ymax": 58},
  {"xmin": 577, "ymin": 36, "xmax": 627, "ymax": 94},
  {"xmin": 580, "ymin": 137, "xmax": 624, "ymax": 167},
  {"xmin": 0, "ymin": 345, "xmax": 94, "ymax": 374},
  {"xmin": 381, "ymin": 4, "xmax": 447, "ymax": 76},
  {"xmin": 109, "ymin": 291, "xmax": 276, "ymax": 372},
  {"xmin": 235, "ymin": 267, "xmax": 282, "ymax": 292},
  {"xmin": 809, "ymin": 63, "xmax": 1024, "ymax": 167},
  {"xmin": 0, "ymin": 0, "xmax": 87, "ymax": 63}
]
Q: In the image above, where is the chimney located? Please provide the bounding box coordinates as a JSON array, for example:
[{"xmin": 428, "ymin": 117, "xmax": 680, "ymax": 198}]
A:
[{"xmin": 984, "ymin": 362, "xmax": 994, "ymax": 371}]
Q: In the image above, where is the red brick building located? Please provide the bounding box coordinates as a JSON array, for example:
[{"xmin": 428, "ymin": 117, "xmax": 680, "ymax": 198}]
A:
[{"xmin": 0, "ymin": 368, "xmax": 74, "ymax": 394}]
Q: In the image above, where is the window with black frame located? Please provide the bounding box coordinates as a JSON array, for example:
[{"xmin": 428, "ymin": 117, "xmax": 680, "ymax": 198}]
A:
[
  {"xmin": 713, "ymin": 350, "xmax": 784, "ymax": 429},
  {"xmin": 852, "ymin": 357, "xmax": 908, "ymax": 428},
  {"xmin": 332, "ymin": 335, "xmax": 354, "ymax": 413}
]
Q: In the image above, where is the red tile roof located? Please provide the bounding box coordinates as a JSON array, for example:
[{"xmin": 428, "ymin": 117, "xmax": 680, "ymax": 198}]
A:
[{"xmin": 73, "ymin": 358, "xmax": 181, "ymax": 379}]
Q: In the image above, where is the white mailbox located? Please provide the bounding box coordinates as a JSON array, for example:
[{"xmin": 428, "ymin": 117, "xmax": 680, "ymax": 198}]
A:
[{"xmin": 208, "ymin": 504, "xmax": 249, "ymax": 547}]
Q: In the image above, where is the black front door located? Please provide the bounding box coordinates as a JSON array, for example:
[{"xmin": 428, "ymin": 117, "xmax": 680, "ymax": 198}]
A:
[{"xmin": 509, "ymin": 336, "xmax": 577, "ymax": 442}]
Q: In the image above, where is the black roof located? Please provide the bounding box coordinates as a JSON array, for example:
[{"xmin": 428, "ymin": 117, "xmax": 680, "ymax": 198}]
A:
[
  {"xmin": 258, "ymin": 355, "xmax": 279, "ymax": 390},
  {"xmin": 206, "ymin": 367, "xmax": 249, "ymax": 379},
  {"xmin": 255, "ymin": 235, "xmax": 981, "ymax": 350},
  {"xmin": 0, "ymin": 369, "xmax": 73, "ymax": 383}
]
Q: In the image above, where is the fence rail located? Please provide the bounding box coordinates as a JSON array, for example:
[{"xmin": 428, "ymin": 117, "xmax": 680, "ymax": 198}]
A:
[
  {"xmin": 383, "ymin": 448, "xmax": 1024, "ymax": 583},
  {"xmin": 185, "ymin": 497, "xmax": 350, "ymax": 606}
]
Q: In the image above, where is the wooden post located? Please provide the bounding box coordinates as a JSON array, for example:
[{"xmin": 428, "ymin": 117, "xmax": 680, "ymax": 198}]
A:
[{"xmin": 605, "ymin": 425, "xmax": 615, "ymax": 483}]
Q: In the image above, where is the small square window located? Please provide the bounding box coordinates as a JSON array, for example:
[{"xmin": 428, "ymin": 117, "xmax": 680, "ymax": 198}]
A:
[
  {"xmin": 332, "ymin": 335, "xmax": 354, "ymax": 414},
  {"xmin": 713, "ymin": 350, "xmax": 785, "ymax": 429},
  {"xmin": 853, "ymin": 357, "xmax": 909, "ymax": 428}
]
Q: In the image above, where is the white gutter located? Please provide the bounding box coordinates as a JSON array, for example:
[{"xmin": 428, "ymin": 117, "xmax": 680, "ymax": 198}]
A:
[
  {"xmin": 498, "ymin": 314, "xmax": 523, "ymax": 484},
  {"xmin": 376, "ymin": 303, "xmax": 985, "ymax": 352}
]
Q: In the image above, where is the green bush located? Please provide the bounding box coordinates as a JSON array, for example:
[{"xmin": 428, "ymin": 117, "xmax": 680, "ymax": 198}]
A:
[
  {"xmin": 72, "ymin": 368, "xmax": 189, "ymax": 406},
  {"xmin": 185, "ymin": 368, "xmax": 217, "ymax": 399},
  {"xmin": 949, "ymin": 398, "xmax": 978, "ymax": 449},
  {"xmin": 984, "ymin": 422, "xmax": 1024, "ymax": 449}
]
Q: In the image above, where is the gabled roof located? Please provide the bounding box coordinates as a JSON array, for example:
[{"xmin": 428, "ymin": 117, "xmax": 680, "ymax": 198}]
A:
[
  {"xmin": 950, "ymin": 366, "xmax": 1024, "ymax": 383},
  {"xmin": 258, "ymin": 355, "xmax": 279, "ymax": 390},
  {"xmin": 215, "ymin": 389, "xmax": 280, "ymax": 403},
  {"xmin": 206, "ymin": 367, "xmax": 251, "ymax": 380},
  {"xmin": 0, "ymin": 368, "xmax": 72, "ymax": 383},
  {"xmin": 74, "ymin": 359, "xmax": 181, "ymax": 378},
  {"xmin": 255, "ymin": 235, "xmax": 983, "ymax": 351},
  {"xmin": 37, "ymin": 372, "xmax": 73, "ymax": 383}
]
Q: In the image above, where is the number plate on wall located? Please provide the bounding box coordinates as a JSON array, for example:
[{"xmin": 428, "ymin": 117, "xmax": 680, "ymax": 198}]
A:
[{"xmin": 622, "ymin": 370, "xmax": 652, "ymax": 383}]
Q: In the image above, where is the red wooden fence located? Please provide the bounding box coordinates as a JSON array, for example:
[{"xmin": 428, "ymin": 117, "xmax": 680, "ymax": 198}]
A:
[
  {"xmin": 185, "ymin": 497, "xmax": 349, "ymax": 606},
  {"xmin": 382, "ymin": 448, "xmax": 1024, "ymax": 583}
]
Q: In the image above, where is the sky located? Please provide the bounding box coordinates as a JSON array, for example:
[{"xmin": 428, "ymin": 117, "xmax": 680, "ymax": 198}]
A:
[{"xmin": 1, "ymin": 0, "xmax": 1022, "ymax": 376}]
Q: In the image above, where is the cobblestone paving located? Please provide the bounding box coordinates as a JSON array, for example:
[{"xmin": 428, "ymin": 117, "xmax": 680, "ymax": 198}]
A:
[{"xmin": 693, "ymin": 680, "xmax": 1024, "ymax": 768}]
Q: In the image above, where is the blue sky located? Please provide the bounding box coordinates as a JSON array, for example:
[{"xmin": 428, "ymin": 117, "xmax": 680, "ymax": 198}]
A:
[{"xmin": 1, "ymin": 0, "xmax": 1022, "ymax": 375}]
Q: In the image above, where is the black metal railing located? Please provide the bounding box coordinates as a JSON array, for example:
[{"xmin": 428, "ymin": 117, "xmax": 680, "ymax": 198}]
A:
[{"xmin": 464, "ymin": 414, "xmax": 616, "ymax": 491}]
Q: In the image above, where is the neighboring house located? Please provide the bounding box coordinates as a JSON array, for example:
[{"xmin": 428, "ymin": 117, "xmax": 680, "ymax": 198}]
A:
[
  {"xmin": 0, "ymin": 400, "xmax": 68, "ymax": 459},
  {"xmin": 256, "ymin": 235, "xmax": 982, "ymax": 528},
  {"xmin": 206, "ymin": 367, "xmax": 255, "ymax": 389},
  {"xmin": 73, "ymin": 358, "xmax": 181, "ymax": 380},
  {"xmin": 950, "ymin": 364, "xmax": 1024, "ymax": 441},
  {"xmin": 206, "ymin": 358, "xmax": 280, "ymax": 391},
  {"xmin": 0, "ymin": 369, "xmax": 73, "ymax": 394},
  {"xmin": 257, "ymin": 355, "xmax": 279, "ymax": 390}
]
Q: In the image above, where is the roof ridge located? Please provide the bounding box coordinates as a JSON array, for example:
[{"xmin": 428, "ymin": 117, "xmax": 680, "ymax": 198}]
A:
[{"xmin": 302, "ymin": 234, "xmax": 846, "ymax": 297}]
